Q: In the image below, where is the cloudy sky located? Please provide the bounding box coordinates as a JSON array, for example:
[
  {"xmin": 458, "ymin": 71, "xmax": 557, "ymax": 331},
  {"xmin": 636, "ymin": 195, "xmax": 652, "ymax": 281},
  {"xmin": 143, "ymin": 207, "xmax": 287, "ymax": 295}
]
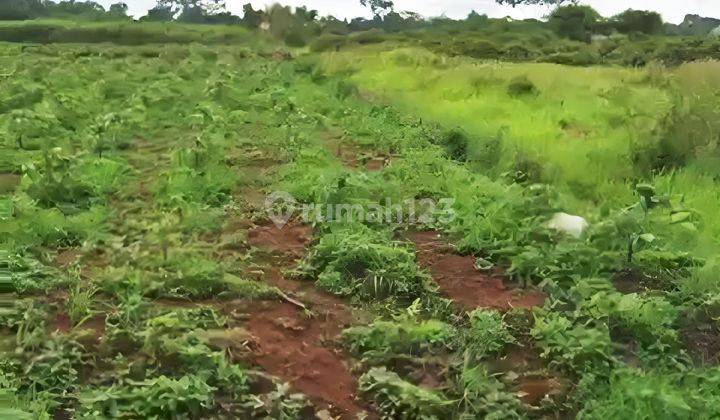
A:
[{"xmin": 97, "ymin": 0, "xmax": 720, "ymax": 24}]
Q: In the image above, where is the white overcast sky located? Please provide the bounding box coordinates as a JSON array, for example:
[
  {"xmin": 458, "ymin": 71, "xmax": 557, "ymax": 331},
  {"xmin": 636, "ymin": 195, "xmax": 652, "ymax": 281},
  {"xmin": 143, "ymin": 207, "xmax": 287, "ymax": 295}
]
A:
[{"xmin": 97, "ymin": 0, "xmax": 720, "ymax": 23}]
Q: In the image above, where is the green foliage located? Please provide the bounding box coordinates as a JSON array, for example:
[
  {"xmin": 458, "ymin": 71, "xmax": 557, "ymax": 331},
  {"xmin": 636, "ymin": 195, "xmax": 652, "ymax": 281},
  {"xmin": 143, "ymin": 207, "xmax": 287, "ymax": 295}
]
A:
[
  {"xmin": 507, "ymin": 75, "xmax": 538, "ymax": 97},
  {"xmin": 300, "ymin": 224, "xmax": 434, "ymax": 302},
  {"xmin": 581, "ymin": 291, "xmax": 680, "ymax": 346},
  {"xmin": 343, "ymin": 304, "xmax": 455, "ymax": 359},
  {"xmin": 0, "ymin": 20, "xmax": 254, "ymax": 45},
  {"xmin": 579, "ymin": 368, "xmax": 720, "ymax": 418},
  {"xmin": 67, "ymin": 281, "xmax": 97, "ymax": 326},
  {"xmin": 153, "ymin": 164, "xmax": 238, "ymax": 207},
  {"xmin": 79, "ymin": 375, "xmax": 216, "ymax": 418},
  {"xmin": 531, "ymin": 311, "xmax": 614, "ymax": 374},
  {"xmin": 149, "ymin": 252, "xmax": 227, "ymax": 298},
  {"xmin": 18, "ymin": 333, "xmax": 87, "ymax": 400},
  {"xmin": 465, "ymin": 309, "xmax": 514, "ymax": 360},
  {"xmin": 3, "ymin": 20, "xmax": 720, "ymax": 419},
  {"xmin": 613, "ymin": 10, "xmax": 664, "ymax": 35},
  {"xmin": 458, "ymin": 363, "xmax": 524, "ymax": 419},
  {"xmin": 549, "ymin": 5, "xmax": 601, "ymax": 42},
  {"xmin": 359, "ymin": 367, "xmax": 452, "ymax": 419}
]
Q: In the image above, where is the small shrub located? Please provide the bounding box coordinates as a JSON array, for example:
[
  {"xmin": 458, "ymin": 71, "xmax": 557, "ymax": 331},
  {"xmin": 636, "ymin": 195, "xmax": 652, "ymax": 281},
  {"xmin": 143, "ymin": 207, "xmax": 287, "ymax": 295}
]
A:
[
  {"xmin": 300, "ymin": 224, "xmax": 434, "ymax": 302},
  {"xmin": 507, "ymin": 75, "xmax": 538, "ymax": 97},
  {"xmin": 465, "ymin": 309, "xmax": 514, "ymax": 359},
  {"xmin": 343, "ymin": 317, "xmax": 455, "ymax": 357},
  {"xmin": 310, "ymin": 34, "xmax": 346, "ymax": 52},
  {"xmin": 359, "ymin": 368, "xmax": 452, "ymax": 419}
]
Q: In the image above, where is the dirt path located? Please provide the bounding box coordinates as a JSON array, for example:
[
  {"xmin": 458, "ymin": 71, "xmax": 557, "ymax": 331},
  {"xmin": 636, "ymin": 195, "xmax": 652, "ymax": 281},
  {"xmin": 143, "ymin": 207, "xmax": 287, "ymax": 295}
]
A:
[
  {"xmin": 244, "ymin": 221, "xmax": 372, "ymax": 419},
  {"xmin": 409, "ymin": 231, "xmax": 546, "ymax": 311}
]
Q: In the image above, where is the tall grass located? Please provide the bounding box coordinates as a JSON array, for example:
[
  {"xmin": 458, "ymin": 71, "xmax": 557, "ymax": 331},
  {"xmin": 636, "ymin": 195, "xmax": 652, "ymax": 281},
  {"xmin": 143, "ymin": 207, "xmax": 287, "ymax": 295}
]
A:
[
  {"xmin": 0, "ymin": 19, "xmax": 262, "ymax": 45},
  {"xmin": 322, "ymin": 48, "xmax": 720, "ymax": 259}
]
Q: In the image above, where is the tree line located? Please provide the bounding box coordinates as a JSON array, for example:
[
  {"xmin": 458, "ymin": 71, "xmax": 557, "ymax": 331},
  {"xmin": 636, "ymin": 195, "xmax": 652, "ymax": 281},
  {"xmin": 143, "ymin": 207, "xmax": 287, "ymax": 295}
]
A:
[{"xmin": 0, "ymin": 0, "xmax": 713, "ymax": 41}]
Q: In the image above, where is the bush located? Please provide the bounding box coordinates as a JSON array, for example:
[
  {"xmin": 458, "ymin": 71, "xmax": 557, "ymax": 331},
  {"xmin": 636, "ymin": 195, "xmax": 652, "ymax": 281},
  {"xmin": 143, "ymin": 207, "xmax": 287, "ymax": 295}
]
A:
[
  {"xmin": 544, "ymin": 48, "xmax": 601, "ymax": 66},
  {"xmin": 465, "ymin": 309, "xmax": 514, "ymax": 359},
  {"xmin": 299, "ymin": 224, "xmax": 434, "ymax": 302},
  {"xmin": 502, "ymin": 43, "xmax": 537, "ymax": 61},
  {"xmin": 438, "ymin": 129, "xmax": 470, "ymax": 161},
  {"xmin": 310, "ymin": 34, "xmax": 346, "ymax": 52},
  {"xmin": 456, "ymin": 39, "xmax": 501, "ymax": 59},
  {"xmin": 343, "ymin": 317, "xmax": 455, "ymax": 356},
  {"xmin": 350, "ymin": 28, "xmax": 387, "ymax": 44},
  {"xmin": 283, "ymin": 27, "xmax": 307, "ymax": 48},
  {"xmin": 507, "ymin": 75, "xmax": 538, "ymax": 97},
  {"xmin": 549, "ymin": 5, "xmax": 601, "ymax": 42},
  {"xmin": 359, "ymin": 368, "xmax": 452, "ymax": 418},
  {"xmin": 612, "ymin": 9, "xmax": 664, "ymax": 35}
]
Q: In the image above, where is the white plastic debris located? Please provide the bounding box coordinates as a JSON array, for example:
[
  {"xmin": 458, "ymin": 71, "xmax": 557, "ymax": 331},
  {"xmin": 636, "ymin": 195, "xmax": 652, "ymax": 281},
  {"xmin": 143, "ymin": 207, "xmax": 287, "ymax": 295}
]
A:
[{"xmin": 548, "ymin": 212, "xmax": 589, "ymax": 238}]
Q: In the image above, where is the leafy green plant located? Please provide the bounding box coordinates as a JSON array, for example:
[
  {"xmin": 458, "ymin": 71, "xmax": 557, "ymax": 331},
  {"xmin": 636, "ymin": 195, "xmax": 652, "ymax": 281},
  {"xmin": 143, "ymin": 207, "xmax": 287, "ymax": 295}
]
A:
[
  {"xmin": 67, "ymin": 281, "xmax": 98, "ymax": 327},
  {"xmin": 149, "ymin": 252, "xmax": 226, "ymax": 298},
  {"xmin": 343, "ymin": 311, "xmax": 455, "ymax": 360},
  {"xmin": 531, "ymin": 311, "xmax": 614, "ymax": 374},
  {"xmin": 507, "ymin": 75, "xmax": 538, "ymax": 97},
  {"xmin": 153, "ymin": 164, "xmax": 237, "ymax": 207},
  {"xmin": 465, "ymin": 309, "xmax": 515, "ymax": 360},
  {"xmin": 300, "ymin": 224, "xmax": 435, "ymax": 302},
  {"xmin": 578, "ymin": 368, "xmax": 720, "ymax": 419},
  {"xmin": 79, "ymin": 375, "xmax": 216, "ymax": 418},
  {"xmin": 580, "ymin": 291, "xmax": 680, "ymax": 347},
  {"xmin": 457, "ymin": 363, "xmax": 524, "ymax": 419},
  {"xmin": 20, "ymin": 333, "xmax": 87, "ymax": 401},
  {"xmin": 23, "ymin": 147, "xmax": 94, "ymax": 211},
  {"xmin": 359, "ymin": 367, "xmax": 452, "ymax": 419}
]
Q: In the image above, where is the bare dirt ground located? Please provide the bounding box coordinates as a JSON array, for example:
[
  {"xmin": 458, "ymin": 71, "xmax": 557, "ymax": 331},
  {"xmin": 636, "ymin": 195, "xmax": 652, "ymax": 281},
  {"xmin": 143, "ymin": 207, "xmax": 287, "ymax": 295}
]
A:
[{"xmin": 409, "ymin": 231, "xmax": 546, "ymax": 311}]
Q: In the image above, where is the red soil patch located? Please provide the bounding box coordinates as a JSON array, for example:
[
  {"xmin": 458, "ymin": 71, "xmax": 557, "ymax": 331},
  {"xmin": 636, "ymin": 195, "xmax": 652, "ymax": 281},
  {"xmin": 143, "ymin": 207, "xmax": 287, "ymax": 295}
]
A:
[
  {"xmin": 517, "ymin": 376, "xmax": 564, "ymax": 406},
  {"xmin": 490, "ymin": 343, "xmax": 544, "ymax": 374},
  {"xmin": 54, "ymin": 248, "xmax": 81, "ymax": 268},
  {"xmin": 76, "ymin": 314, "xmax": 107, "ymax": 348},
  {"xmin": 409, "ymin": 231, "xmax": 546, "ymax": 311},
  {"xmin": 241, "ymin": 213, "xmax": 371, "ymax": 417},
  {"xmin": 363, "ymin": 156, "xmax": 388, "ymax": 171},
  {"xmin": 681, "ymin": 316, "xmax": 720, "ymax": 366},
  {"xmin": 248, "ymin": 220, "xmax": 313, "ymax": 258},
  {"xmin": 54, "ymin": 312, "xmax": 72, "ymax": 333},
  {"xmin": 489, "ymin": 344, "xmax": 565, "ymax": 407},
  {"xmin": 241, "ymin": 298, "xmax": 369, "ymax": 419}
]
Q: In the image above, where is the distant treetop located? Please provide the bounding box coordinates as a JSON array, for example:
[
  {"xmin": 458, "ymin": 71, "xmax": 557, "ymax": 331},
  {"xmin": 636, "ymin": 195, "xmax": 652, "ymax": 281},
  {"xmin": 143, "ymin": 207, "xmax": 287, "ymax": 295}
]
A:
[{"xmin": 495, "ymin": 0, "xmax": 575, "ymax": 6}]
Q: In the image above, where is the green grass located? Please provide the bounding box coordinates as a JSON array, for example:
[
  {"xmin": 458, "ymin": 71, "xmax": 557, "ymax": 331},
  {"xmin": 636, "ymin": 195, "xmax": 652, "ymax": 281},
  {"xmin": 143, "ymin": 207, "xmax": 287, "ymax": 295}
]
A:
[
  {"xmin": 0, "ymin": 19, "xmax": 262, "ymax": 45},
  {"xmin": 3, "ymin": 31, "xmax": 720, "ymax": 420},
  {"xmin": 321, "ymin": 47, "xmax": 720, "ymax": 262}
]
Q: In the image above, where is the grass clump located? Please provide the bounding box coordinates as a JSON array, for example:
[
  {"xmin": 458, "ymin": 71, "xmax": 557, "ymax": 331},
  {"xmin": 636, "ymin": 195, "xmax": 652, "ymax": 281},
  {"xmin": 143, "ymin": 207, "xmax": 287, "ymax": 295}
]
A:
[
  {"xmin": 507, "ymin": 75, "xmax": 538, "ymax": 97},
  {"xmin": 531, "ymin": 311, "xmax": 614, "ymax": 374},
  {"xmin": 79, "ymin": 375, "xmax": 217, "ymax": 419},
  {"xmin": 343, "ymin": 306, "xmax": 455, "ymax": 359},
  {"xmin": 359, "ymin": 367, "xmax": 452, "ymax": 419},
  {"xmin": 150, "ymin": 253, "xmax": 226, "ymax": 299},
  {"xmin": 300, "ymin": 224, "xmax": 434, "ymax": 302},
  {"xmin": 464, "ymin": 309, "xmax": 515, "ymax": 360}
]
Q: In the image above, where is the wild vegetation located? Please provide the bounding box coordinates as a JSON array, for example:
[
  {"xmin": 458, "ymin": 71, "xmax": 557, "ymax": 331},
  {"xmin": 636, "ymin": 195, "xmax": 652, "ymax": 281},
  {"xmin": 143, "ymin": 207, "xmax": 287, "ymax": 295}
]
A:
[{"xmin": 1, "ymin": 0, "xmax": 720, "ymax": 418}]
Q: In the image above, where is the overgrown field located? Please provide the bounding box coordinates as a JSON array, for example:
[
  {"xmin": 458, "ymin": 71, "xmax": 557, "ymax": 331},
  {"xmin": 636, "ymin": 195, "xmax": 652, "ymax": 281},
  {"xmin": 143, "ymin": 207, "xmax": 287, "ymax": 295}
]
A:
[{"xmin": 2, "ymin": 36, "xmax": 720, "ymax": 420}]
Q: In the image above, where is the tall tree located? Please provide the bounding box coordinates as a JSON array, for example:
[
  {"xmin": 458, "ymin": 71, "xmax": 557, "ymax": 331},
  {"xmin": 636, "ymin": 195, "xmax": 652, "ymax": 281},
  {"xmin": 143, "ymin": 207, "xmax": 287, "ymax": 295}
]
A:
[
  {"xmin": 612, "ymin": 9, "xmax": 663, "ymax": 34},
  {"xmin": 241, "ymin": 3, "xmax": 263, "ymax": 28},
  {"xmin": 155, "ymin": 0, "xmax": 226, "ymax": 18},
  {"xmin": 140, "ymin": 4, "xmax": 174, "ymax": 21},
  {"xmin": 360, "ymin": 0, "xmax": 394, "ymax": 17},
  {"xmin": 495, "ymin": 0, "xmax": 574, "ymax": 5},
  {"xmin": 549, "ymin": 5, "xmax": 600, "ymax": 41},
  {"xmin": 108, "ymin": 2, "xmax": 129, "ymax": 18}
]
